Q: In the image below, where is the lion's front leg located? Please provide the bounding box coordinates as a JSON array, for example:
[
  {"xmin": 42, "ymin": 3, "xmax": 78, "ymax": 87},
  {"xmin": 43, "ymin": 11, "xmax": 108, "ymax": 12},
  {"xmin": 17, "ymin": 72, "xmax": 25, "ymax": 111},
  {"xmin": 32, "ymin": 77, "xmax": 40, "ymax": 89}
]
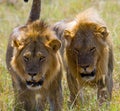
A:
[
  {"xmin": 48, "ymin": 87, "xmax": 63, "ymax": 111},
  {"xmin": 12, "ymin": 80, "xmax": 36, "ymax": 111},
  {"xmin": 15, "ymin": 89, "xmax": 36, "ymax": 111},
  {"xmin": 66, "ymin": 69, "xmax": 79, "ymax": 106},
  {"xmin": 14, "ymin": 90, "xmax": 36, "ymax": 111},
  {"xmin": 106, "ymin": 69, "xmax": 113, "ymax": 101},
  {"xmin": 35, "ymin": 94, "xmax": 46, "ymax": 111},
  {"xmin": 48, "ymin": 78, "xmax": 63, "ymax": 111},
  {"xmin": 97, "ymin": 75, "xmax": 113, "ymax": 106}
]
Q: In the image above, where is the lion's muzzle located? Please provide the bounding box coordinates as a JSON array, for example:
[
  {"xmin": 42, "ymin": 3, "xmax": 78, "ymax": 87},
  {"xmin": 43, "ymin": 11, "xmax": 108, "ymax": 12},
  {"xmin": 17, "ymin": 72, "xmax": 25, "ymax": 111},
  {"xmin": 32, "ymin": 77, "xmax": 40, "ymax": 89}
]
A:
[
  {"xmin": 80, "ymin": 69, "xmax": 96, "ymax": 81},
  {"xmin": 26, "ymin": 77, "xmax": 44, "ymax": 89}
]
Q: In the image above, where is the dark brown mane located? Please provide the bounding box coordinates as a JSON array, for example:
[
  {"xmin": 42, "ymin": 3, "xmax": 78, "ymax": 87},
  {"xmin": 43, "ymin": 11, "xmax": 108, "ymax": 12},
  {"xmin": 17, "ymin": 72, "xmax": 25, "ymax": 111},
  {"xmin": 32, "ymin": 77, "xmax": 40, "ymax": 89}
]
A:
[
  {"xmin": 26, "ymin": 20, "xmax": 52, "ymax": 41},
  {"xmin": 74, "ymin": 22, "xmax": 98, "ymax": 34},
  {"xmin": 28, "ymin": 20, "xmax": 48, "ymax": 33}
]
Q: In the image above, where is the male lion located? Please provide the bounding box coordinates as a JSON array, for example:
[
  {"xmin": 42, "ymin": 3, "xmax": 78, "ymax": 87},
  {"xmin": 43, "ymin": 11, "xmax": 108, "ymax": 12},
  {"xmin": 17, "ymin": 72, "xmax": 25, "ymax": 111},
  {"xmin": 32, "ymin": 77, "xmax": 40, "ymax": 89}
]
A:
[
  {"xmin": 53, "ymin": 8, "xmax": 113, "ymax": 106},
  {"xmin": 6, "ymin": 0, "xmax": 63, "ymax": 111}
]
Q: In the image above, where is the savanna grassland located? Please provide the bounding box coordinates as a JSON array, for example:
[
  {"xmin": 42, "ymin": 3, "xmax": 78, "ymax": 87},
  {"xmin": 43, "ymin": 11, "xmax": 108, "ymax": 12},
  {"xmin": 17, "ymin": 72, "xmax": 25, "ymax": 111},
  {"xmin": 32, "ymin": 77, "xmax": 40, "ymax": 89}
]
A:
[{"xmin": 0, "ymin": 0, "xmax": 120, "ymax": 111}]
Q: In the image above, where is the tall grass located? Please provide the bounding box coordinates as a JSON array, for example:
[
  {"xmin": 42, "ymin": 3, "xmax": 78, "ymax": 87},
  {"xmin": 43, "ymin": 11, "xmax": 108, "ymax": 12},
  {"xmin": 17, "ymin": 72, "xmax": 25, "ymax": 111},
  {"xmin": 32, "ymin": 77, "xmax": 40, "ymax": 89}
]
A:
[{"xmin": 0, "ymin": 0, "xmax": 120, "ymax": 110}]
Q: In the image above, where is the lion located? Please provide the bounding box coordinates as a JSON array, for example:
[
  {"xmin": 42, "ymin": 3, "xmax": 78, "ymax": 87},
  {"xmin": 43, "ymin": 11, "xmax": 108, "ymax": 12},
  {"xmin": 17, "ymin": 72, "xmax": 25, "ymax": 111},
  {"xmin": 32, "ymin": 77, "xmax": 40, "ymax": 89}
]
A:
[
  {"xmin": 53, "ymin": 8, "xmax": 113, "ymax": 106},
  {"xmin": 6, "ymin": 0, "xmax": 63, "ymax": 111}
]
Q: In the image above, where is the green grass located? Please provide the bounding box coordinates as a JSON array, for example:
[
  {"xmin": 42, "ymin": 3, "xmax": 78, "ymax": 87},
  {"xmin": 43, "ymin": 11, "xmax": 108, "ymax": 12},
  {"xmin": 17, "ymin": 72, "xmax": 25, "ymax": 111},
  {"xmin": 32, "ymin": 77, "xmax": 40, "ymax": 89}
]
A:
[{"xmin": 0, "ymin": 0, "xmax": 120, "ymax": 110}]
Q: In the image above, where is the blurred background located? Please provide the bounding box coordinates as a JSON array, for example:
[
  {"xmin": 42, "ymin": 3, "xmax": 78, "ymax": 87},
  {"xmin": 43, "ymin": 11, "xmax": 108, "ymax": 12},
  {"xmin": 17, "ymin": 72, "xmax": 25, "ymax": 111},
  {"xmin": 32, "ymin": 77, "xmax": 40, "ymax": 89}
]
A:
[{"xmin": 0, "ymin": 0, "xmax": 120, "ymax": 110}]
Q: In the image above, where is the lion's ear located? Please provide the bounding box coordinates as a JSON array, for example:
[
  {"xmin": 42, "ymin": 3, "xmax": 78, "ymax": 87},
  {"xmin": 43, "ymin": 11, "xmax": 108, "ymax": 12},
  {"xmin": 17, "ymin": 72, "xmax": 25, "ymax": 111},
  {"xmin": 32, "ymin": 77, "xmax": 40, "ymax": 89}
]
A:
[
  {"xmin": 12, "ymin": 39, "xmax": 24, "ymax": 50},
  {"xmin": 48, "ymin": 39, "xmax": 61, "ymax": 52},
  {"xmin": 63, "ymin": 30, "xmax": 74, "ymax": 44},
  {"xmin": 97, "ymin": 26, "xmax": 109, "ymax": 39}
]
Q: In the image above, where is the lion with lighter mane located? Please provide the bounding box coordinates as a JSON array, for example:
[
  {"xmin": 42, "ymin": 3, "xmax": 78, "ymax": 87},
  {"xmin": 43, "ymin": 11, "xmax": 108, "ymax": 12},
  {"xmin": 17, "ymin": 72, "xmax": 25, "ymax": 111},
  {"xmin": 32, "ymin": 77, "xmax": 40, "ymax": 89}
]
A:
[
  {"xmin": 6, "ymin": 0, "xmax": 63, "ymax": 111},
  {"xmin": 53, "ymin": 8, "xmax": 113, "ymax": 106}
]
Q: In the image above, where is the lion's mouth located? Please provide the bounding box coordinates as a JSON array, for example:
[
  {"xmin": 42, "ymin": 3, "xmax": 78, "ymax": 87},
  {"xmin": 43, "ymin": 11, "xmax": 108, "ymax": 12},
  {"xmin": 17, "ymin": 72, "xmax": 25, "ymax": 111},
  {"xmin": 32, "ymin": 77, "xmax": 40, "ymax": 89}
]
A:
[
  {"xmin": 26, "ymin": 79, "xmax": 44, "ymax": 88},
  {"xmin": 80, "ymin": 70, "xmax": 96, "ymax": 80}
]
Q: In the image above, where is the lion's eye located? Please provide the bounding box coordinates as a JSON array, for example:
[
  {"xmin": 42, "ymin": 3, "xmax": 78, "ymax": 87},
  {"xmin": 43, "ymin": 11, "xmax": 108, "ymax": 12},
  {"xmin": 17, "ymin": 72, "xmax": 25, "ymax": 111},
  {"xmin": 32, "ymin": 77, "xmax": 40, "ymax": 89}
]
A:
[
  {"xmin": 23, "ymin": 52, "xmax": 31, "ymax": 62},
  {"xmin": 39, "ymin": 56, "xmax": 46, "ymax": 62},
  {"xmin": 23, "ymin": 56, "xmax": 29, "ymax": 62},
  {"xmin": 74, "ymin": 48, "xmax": 79, "ymax": 54},
  {"xmin": 90, "ymin": 47, "xmax": 96, "ymax": 53}
]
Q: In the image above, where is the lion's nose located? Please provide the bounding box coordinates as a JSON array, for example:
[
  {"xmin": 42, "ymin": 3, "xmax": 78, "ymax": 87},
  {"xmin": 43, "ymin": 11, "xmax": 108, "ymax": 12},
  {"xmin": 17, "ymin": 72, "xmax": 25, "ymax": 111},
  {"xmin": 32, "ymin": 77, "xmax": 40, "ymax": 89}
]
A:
[
  {"xmin": 80, "ymin": 65, "xmax": 89, "ymax": 70},
  {"xmin": 28, "ymin": 72, "xmax": 37, "ymax": 76}
]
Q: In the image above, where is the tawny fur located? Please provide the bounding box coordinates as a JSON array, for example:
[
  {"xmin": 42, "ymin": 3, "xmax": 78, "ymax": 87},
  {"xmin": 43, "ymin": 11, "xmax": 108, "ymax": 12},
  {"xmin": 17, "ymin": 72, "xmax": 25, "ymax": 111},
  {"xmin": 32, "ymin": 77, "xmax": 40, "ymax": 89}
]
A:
[
  {"xmin": 53, "ymin": 8, "xmax": 113, "ymax": 106},
  {"xmin": 6, "ymin": 0, "xmax": 63, "ymax": 110},
  {"xmin": 6, "ymin": 12, "xmax": 63, "ymax": 111}
]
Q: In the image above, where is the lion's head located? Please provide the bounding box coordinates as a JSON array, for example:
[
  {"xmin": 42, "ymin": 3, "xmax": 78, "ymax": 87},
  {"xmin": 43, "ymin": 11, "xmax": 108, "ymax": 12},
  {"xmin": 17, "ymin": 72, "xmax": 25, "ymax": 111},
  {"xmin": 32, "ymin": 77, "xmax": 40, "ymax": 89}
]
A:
[
  {"xmin": 63, "ymin": 9, "xmax": 111, "ymax": 84},
  {"xmin": 11, "ymin": 20, "xmax": 61, "ymax": 90}
]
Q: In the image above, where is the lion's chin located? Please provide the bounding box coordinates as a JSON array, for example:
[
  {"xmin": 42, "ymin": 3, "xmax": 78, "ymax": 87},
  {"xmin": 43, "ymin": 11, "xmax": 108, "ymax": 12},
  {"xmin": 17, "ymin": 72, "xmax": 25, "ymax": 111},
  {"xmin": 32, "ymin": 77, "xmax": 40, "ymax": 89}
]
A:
[
  {"xmin": 80, "ymin": 70, "xmax": 96, "ymax": 81},
  {"xmin": 26, "ymin": 79, "xmax": 44, "ymax": 90}
]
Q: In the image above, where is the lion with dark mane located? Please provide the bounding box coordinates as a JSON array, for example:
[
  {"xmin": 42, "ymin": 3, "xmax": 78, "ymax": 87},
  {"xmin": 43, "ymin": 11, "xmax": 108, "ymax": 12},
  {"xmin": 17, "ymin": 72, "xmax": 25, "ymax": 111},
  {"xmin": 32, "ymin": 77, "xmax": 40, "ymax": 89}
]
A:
[
  {"xmin": 6, "ymin": 0, "xmax": 63, "ymax": 111},
  {"xmin": 53, "ymin": 8, "xmax": 113, "ymax": 106}
]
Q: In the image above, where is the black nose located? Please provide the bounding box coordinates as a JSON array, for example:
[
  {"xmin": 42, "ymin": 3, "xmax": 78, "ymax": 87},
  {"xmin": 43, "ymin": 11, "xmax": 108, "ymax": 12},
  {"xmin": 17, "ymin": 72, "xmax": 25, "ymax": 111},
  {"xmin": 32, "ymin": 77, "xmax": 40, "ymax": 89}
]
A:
[
  {"xmin": 28, "ymin": 72, "xmax": 37, "ymax": 76},
  {"xmin": 80, "ymin": 65, "xmax": 89, "ymax": 70}
]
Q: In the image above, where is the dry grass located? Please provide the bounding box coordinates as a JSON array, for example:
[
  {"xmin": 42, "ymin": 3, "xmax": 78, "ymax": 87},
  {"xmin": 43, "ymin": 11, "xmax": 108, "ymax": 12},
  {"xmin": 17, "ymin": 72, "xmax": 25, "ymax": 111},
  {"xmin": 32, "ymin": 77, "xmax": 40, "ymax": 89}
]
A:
[{"xmin": 0, "ymin": 0, "xmax": 120, "ymax": 110}]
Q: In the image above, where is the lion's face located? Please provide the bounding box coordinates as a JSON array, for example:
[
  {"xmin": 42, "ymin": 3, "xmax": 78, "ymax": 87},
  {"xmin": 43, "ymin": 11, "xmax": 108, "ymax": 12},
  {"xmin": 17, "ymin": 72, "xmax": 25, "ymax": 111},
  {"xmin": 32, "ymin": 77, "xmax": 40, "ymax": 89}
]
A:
[
  {"xmin": 18, "ymin": 41, "xmax": 50, "ymax": 89},
  {"xmin": 64, "ymin": 22, "xmax": 108, "ymax": 81},
  {"xmin": 11, "ymin": 21, "xmax": 61, "ymax": 90}
]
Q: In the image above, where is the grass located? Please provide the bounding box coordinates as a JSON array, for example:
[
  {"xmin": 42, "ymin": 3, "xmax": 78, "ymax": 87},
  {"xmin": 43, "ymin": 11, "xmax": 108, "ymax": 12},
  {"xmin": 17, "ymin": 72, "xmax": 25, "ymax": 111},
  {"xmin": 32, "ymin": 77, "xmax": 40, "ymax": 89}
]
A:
[{"xmin": 0, "ymin": 0, "xmax": 120, "ymax": 110}]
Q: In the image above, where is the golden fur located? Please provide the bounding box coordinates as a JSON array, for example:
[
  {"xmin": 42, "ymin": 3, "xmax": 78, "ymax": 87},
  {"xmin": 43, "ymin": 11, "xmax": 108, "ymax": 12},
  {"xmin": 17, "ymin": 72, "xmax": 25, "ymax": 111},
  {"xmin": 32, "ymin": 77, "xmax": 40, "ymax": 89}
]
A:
[
  {"xmin": 54, "ymin": 8, "xmax": 113, "ymax": 105},
  {"xmin": 6, "ymin": 20, "xmax": 63, "ymax": 111},
  {"xmin": 11, "ymin": 20, "xmax": 62, "ymax": 88},
  {"xmin": 6, "ymin": 0, "xmax": 63, "ymax": 110}
]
